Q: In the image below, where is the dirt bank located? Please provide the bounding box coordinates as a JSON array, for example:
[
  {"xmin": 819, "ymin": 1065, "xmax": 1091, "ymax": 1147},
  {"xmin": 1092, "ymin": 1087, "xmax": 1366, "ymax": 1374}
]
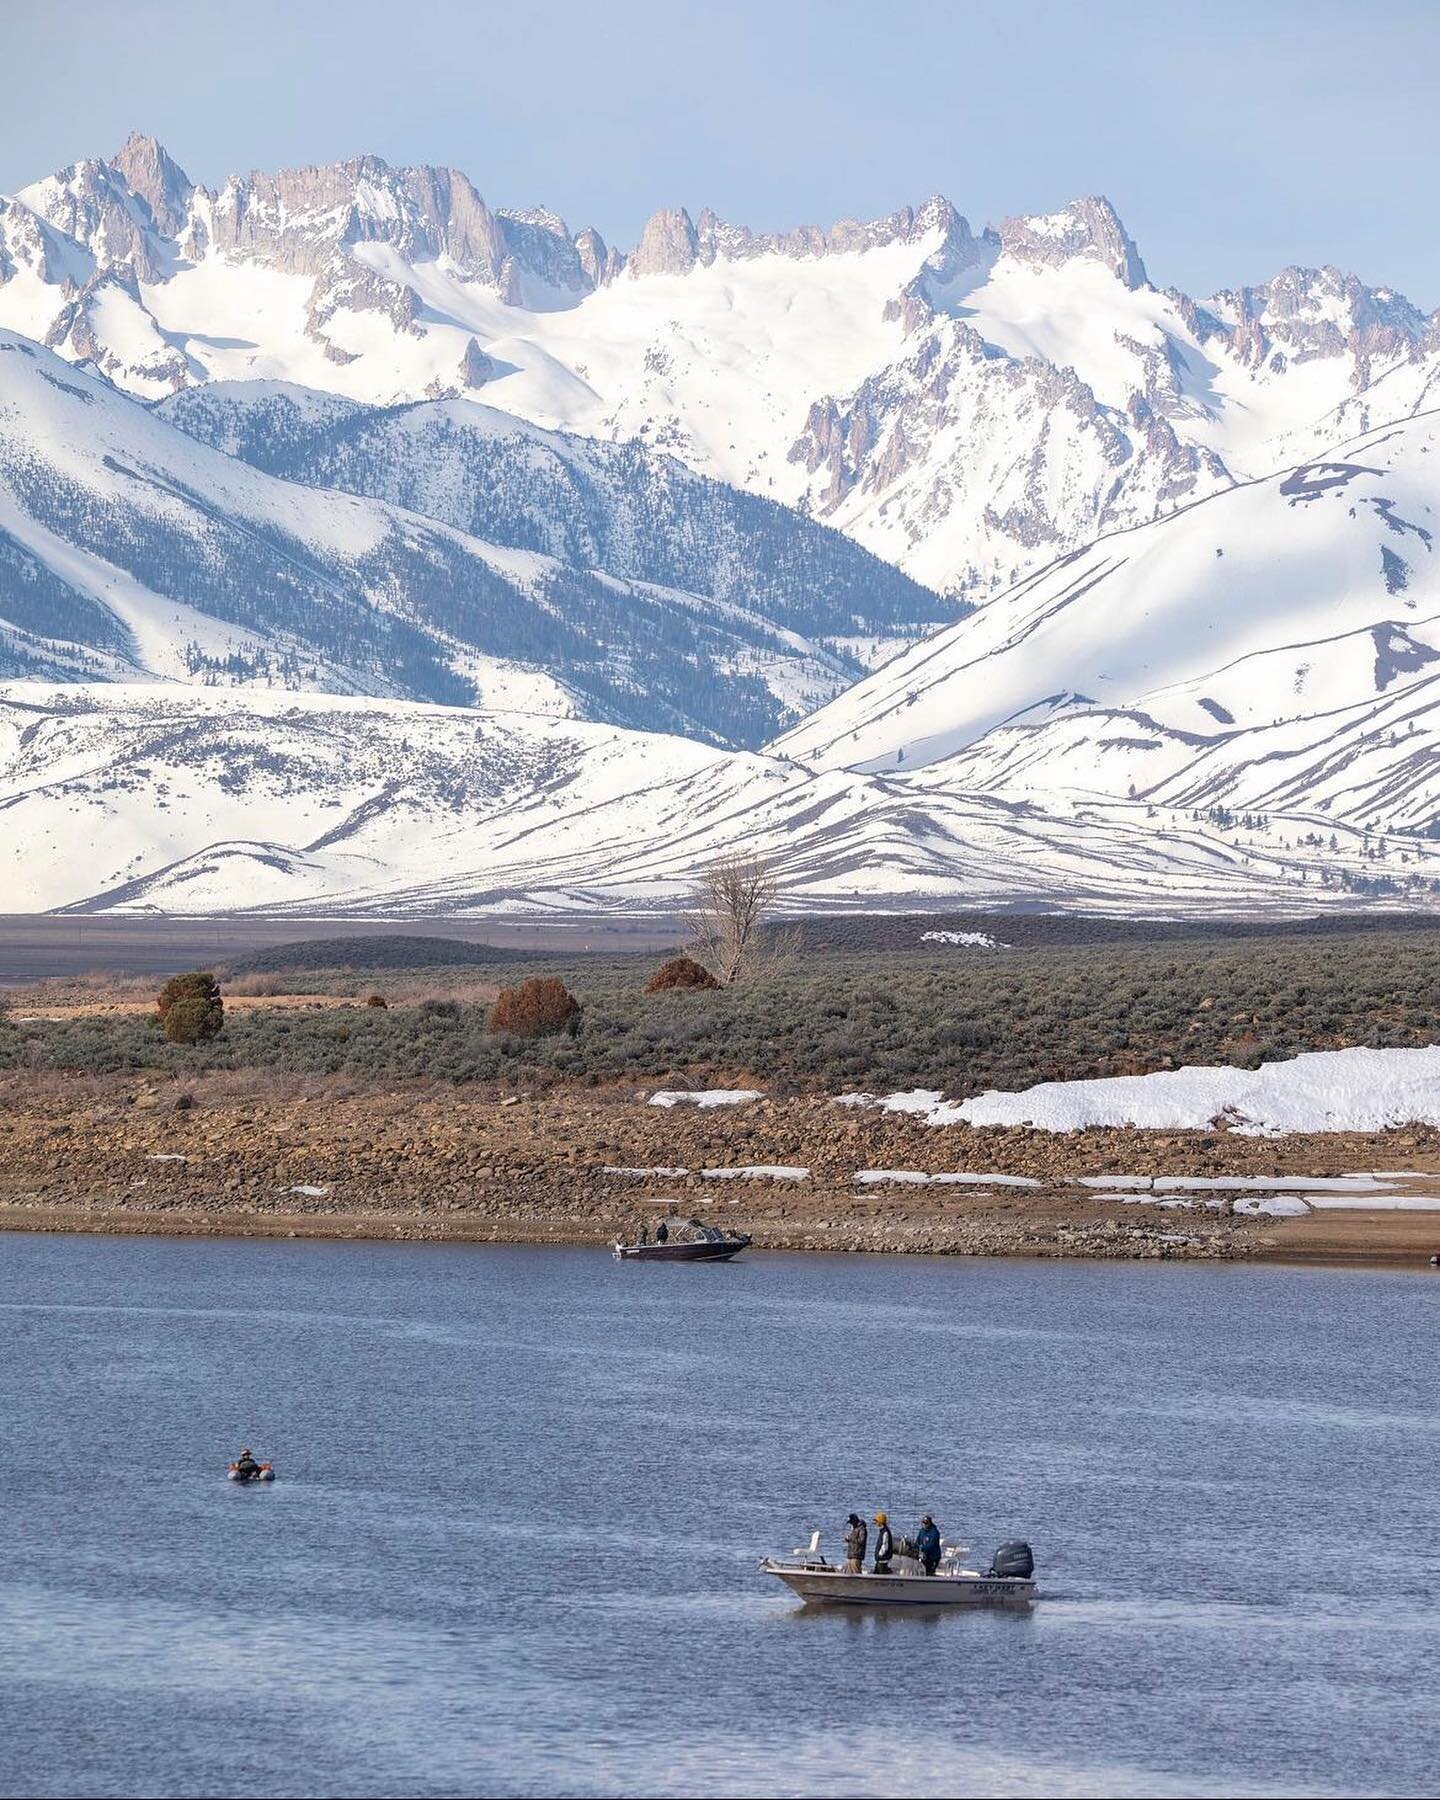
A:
[{"xmin": 2, "ymin": 1075, "xmax": 1438, "ymax": 1262}]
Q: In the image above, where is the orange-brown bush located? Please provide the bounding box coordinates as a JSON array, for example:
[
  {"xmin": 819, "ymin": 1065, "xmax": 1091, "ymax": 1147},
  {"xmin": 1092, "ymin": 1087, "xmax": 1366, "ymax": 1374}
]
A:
[
  {"xmin": 156, "ymin": 971, "xmax": 224, "ymax": 1044},
  {"xmin": 365, "ymin": 993, "xmax": 388, "ymax": 1009},
  {"xmin": 644, "ymin": 955, "xmax": 721, "ymax": 994},
  {"xmin": 488, "ymin": 977, "xmax": 581, "ymax": 1038}
]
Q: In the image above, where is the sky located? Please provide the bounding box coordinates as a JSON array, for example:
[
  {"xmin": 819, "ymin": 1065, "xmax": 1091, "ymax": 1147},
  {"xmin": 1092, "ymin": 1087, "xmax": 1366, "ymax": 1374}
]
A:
[{"xmin": 2, "ymin": 0, "xmax": 1438, "ymax": 305}]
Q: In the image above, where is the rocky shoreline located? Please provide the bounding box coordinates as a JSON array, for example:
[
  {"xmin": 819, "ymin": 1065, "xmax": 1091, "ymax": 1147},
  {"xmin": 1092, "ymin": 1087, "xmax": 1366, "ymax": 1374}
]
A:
[{"xmin": 2, "ymin": 1075, "xmax": 1438, "ymax": 1262}]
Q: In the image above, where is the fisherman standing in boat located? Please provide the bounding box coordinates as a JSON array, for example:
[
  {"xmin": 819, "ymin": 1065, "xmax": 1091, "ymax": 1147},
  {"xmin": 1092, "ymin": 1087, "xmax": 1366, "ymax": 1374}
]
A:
[
  {"xmin": 872, "ymin": 1511, "xmax": 894, "ymax": 1573},
  {"xmin": 915, "ymin": 1514, "xmax": 942, "ymax": 1576},
  {"xmin": 844, "ymin": 1513, "xmax": 867, "ymax": 1573}
]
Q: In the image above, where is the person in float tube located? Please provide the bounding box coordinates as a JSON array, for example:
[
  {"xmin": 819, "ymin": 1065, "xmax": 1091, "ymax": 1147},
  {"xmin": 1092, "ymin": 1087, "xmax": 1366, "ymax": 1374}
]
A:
[
  {"xmin": 915, "ymin": 1513, "xmax": 942, "ymax": 1576},
  {"xmin": 844, "ymin": 1512, "xmax": 867, "ymax": 1574},
  {"xmin": 233, "ymin": 1448, "xmax": 261, "ymax": 1480},
  {"xmin": 872, "ymin": 1511, "xmax": 894, "ymax": 1573}
]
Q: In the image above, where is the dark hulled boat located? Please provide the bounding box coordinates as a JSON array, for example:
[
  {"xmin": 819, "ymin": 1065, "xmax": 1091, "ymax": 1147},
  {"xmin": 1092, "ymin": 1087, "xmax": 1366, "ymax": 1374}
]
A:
[{"xmin": 613, "ymin": 1219, "xmax": 751, "ymax": 1262}]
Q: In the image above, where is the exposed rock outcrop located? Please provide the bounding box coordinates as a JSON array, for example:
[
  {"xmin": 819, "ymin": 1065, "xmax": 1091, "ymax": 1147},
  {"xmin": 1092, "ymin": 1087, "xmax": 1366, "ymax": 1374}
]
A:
[
  {"xmin": 110, "ymin": 131, "xmax": 194, "ymax": 239},
  {"xmin": 629, "ymin": 206, "xmax": 699, "ymax": 277},
  {"xmin": 997, "ymin": 195, "xmax": 1148, "ymax": 289}
]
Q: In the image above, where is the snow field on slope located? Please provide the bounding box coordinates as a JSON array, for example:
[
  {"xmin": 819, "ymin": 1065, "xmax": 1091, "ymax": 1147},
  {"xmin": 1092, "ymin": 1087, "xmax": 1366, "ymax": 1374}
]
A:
[
  {"xmin": 776, "ymin": 412, "xmax": 1440, "ymax": 775},
  {"xmin": 349, "ymin": 237, "xmax": 931, "ymax": 494},
  {"xmin": 7, "ymin": 680, "xmax": 1440, "ymax": 915}
]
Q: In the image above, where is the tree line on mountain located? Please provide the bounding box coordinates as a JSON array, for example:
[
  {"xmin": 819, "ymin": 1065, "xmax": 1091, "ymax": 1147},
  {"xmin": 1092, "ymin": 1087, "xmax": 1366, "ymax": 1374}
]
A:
[
  {"xmin": 1, "ymin": 456, "xmax": 821, "ymax": 741},
  {"xmin": 161, "ymin": 395, "xmax": 960, "ymax": 642}
]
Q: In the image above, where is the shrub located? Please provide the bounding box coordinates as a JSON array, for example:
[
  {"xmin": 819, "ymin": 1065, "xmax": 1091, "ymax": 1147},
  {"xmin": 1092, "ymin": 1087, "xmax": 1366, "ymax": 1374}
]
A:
[
  {"xmin": 225, "ymin": 972, "xmax": 289, "ymax": 997},
  {"xmin": 645, "ymin": 955, "xmax": 721, "ymax": 994},
  {"xmin": 157, "ymin": 971, "xmax": 224, "ymax": 1044},
  {"xmin": 489, "ymin": 977, "xmax": 581, "ymax": 1038},
  {"xmin": 174, "ymin": 1091, "xmax": 195, "ymax": 1111},
  {"xmin": 419, "ymin": 997, "xmax": 461, "ymax": 1020},
  {"xmin": 365, "ymin": 993, "xmax": 388, "ymax": 1009}
]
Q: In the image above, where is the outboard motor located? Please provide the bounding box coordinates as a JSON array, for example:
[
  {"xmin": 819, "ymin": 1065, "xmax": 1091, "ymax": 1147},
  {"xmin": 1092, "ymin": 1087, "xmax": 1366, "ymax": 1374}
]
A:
[{"xmin": 989, "ymin": 1540, "xmax": 1034, "ymax": 1579}]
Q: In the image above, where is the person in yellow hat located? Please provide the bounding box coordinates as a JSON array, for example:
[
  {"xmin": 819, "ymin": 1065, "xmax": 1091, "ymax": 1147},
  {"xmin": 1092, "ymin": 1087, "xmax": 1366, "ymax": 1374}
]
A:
[{"xmin": 872, "ymin": 1511, "xmax": 894, "ymax": 1573}]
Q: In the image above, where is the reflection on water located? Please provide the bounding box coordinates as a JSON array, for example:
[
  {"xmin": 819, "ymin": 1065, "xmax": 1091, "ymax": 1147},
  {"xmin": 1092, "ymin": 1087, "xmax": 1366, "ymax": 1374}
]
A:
[{"xmin": 0, "ymin": 1237, "xmax": 1433, "ymax": 1799}]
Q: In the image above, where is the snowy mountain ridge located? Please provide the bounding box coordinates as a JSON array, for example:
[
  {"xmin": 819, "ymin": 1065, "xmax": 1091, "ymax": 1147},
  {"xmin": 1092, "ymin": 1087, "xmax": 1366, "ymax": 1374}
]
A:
[
  {"xmin": 0, "ymin": 330, "xmax": 945, "ymax": 745},
  {"xmin": 5, "ymin": 134, "xmax": 1439, "ymax": 595},
  {"xmin": 776, "ymin": 409, "xmax": 1440, "ymax": 858},
  {"xmin": 5, "ymin": 681, "xmax": 1439, "ymax": 917},
  {"xmin": 5, "ymin": 135, "xmax": 1440, "ymax": 918}
]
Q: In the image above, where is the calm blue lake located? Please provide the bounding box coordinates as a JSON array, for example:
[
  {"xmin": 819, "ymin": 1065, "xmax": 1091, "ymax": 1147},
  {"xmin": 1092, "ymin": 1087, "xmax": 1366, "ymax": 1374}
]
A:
[{"xmin": 0, "ymin": 1234, "xmax": 1434, "ymax": 1798}]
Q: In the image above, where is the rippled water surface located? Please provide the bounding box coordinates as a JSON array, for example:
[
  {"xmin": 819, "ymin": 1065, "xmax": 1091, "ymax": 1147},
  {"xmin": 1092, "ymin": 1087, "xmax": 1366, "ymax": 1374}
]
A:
[{"xmin": 0, "ymin": 1234, "xmax": 1435, "ymax": 1798}]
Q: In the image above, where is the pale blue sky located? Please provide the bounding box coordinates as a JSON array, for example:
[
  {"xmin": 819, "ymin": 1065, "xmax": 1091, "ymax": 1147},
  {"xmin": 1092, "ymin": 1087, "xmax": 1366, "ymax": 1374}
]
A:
[{"xmin": 3, "ymin": 0, "xmax": 1438, "ymax": 305}]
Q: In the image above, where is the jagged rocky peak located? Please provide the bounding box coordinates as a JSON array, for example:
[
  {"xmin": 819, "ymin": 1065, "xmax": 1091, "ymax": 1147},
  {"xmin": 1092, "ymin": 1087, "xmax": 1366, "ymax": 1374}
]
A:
[
  {"xmin": 42, "ymin": 263, "xmax": 189, "ymax": 391},
  {"xmin": 574, "ymin": 224, "xmax": 621, "ymax": 286},
  {"xmin": 203, "ymin": 154, "xmax": 610, "ymax": 299},
  {"xmin": 0, "ymin": 194, "xmax": 70, "ymax": 286},
  {"xmin": 667, "ymin": 194, "xmax": 975, "ymax": 272},
  {"xmin": 458, "ymin": 335, "xmax": 496, "ymax": 387},
  {"xmin": 884, "ymin": 202, "xmax": 997, "ymax": 330},
  {"xmin": 493, "ymin": 205, "xmax": 595, "ymax": 298},
  {"xmin": 629, "ymin": 206, "xmax": 700, "ymax": 277},
  {"xmin": 17, "ymin": 151, "xmax": 173, "ymax": 282},
  {"xmin": 997, "ymin": 195, "xmax": 1147, "ymax": 289},
  {"xmin": 209, "ymin": 154, "xmax": 500, "ymax": 279},
  {"xmin": 399, "ymin": 164, "xmax": 508, "ymax": 279},
  {"xmin": 110, "ymin": 132, "xmax": 194, "ymax": 238},
  {"xmin": 1202, "ymin": 263, "xmax": 1429, "ymax": 377}
]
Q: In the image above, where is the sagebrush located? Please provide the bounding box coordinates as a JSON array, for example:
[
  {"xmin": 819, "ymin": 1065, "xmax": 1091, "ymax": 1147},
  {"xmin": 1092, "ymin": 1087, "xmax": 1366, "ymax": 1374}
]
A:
[{"xmin": 7, "ymin": 929, "xmax": 1439, "ymax": 1093}]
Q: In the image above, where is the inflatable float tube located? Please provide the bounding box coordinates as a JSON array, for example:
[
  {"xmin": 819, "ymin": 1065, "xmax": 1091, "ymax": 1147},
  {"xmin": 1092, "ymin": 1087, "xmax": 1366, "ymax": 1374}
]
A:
[{"xmin": 227, "ymin": 1463, "xmax": 276, "ymax": 1483}]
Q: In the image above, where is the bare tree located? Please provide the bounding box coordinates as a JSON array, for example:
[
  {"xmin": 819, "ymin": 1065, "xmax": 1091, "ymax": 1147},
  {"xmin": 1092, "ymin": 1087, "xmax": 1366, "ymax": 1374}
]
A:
[{"xmin": 682, "ymin": 854, "xmax": 798, "ymax": 985}]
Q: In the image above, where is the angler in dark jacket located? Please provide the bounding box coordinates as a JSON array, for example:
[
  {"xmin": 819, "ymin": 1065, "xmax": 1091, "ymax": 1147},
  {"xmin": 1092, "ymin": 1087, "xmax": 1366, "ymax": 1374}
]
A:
[
  {"xmin": 844, "ymin": 1513, "xmax": 867, "ymax": 1573},
  {"xmin": 915, "ymin": 1514, "xmax": 942, "ymax": 1575},
  {"xmin": 872, "ymin": 1511, "xmax": 894, "ymax": 1572}
]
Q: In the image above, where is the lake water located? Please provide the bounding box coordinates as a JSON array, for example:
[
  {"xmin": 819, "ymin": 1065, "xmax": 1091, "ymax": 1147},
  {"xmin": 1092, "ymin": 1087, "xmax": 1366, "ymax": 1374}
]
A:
[{"xmin": 0, "ymin": 1235, "xmax": 1434, "ymax": 1799}]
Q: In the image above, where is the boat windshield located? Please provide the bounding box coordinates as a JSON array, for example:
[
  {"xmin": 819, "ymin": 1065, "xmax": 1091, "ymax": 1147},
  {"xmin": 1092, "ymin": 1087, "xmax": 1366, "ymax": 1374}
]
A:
[{"xmin": 635, "ymin": 1219, "xmax": 735, "ymax": 1243}]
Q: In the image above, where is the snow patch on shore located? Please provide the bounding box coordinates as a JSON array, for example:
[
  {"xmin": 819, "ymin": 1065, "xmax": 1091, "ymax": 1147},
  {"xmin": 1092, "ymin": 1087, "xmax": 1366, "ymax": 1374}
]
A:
[
  {"xmin": 1304, "ymin": 1194, "xmax": 1440, "ymax": 1211},
  {"xmin": 702, "ymin": 1165, "xmax": 809, "ymax": 1181},
  {"xmin": 858, "ymin": 1049, "xmax": 1440, "ymax": 1137},
  {"xmin": 855, "ymin": 1170, "xmax": 1041, "ymax": 1187},
  {"xmin": 1232, "ymin": 1194, "xmax": 1312, "ymax": 1217},
  {"xmin": 648, "ymin": 1090, "xmax": 763, "ymax": 1109}
]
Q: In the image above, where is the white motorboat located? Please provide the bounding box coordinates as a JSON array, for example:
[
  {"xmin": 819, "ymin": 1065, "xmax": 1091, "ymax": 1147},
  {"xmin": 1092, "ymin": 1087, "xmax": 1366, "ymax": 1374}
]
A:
[{"xmin": 760, "ymin": 1531, "xmax": 1037, "ymax": 1607}]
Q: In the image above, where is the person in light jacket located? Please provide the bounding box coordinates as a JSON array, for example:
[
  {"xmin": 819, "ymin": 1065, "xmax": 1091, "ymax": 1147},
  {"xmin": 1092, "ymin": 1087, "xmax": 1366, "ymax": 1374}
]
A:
[
  {"xmin": 915, "ymin": 1514, "xmax": 942, "ymax": 1576},
  {"xmin": 844, "ymin": 1513, "xmax": 867, "ymax": 1573},
  {"xmin": 872, "ymin": 1511, "xmax": 894, "ymax": 1572}
]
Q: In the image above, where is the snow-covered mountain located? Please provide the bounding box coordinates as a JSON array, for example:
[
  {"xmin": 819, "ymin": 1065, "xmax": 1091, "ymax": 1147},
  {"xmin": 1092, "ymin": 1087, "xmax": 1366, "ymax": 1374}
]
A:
[
  {"xmin": 777, "ymin": 412, "xmax": 1440, "ymax": 843},
  {"xmin": 5, "ymin": 135, "xmax": 1438, "ymax": 596},
  {"xmin": 153, "ymin": 379, "xmax": 953, "ymax": 670},
  {"xmin": 7, "ymin": 683, "xmax": 1440, "ymax": 916},
  {"xmin": 5, "ymin": 132, "xmax": 1440, "ymax": 921},
  {"xmin": 0, "ymin": 331, "xmax": 943, "ymax": 744}
]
